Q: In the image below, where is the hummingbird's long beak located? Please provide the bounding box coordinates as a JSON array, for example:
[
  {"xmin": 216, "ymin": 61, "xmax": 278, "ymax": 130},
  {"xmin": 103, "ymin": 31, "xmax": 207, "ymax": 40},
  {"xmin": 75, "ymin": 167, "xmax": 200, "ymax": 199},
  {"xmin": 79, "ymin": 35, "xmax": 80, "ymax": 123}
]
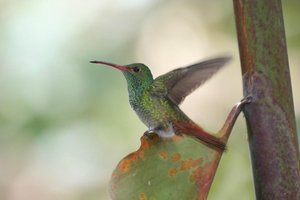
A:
[{"xmin": 90, "ymin": 60, "xmax": 129, "ymax": 71}]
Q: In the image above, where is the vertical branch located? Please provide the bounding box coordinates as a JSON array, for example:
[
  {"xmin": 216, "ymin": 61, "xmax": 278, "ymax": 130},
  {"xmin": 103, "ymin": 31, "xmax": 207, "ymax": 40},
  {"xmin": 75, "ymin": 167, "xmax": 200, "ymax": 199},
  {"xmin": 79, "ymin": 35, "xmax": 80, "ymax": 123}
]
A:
[{"xmin": 233, "ymin": 0, "xmax": 300, "ymax": 199}]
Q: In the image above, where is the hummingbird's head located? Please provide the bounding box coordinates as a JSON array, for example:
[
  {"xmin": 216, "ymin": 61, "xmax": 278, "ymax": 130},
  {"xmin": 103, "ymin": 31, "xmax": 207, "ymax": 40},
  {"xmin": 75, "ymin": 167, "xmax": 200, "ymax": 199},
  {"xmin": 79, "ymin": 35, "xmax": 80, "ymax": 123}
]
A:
[
  {"xmin": 123, "ymin": 63, "xmax": 153, "ymax": 86},
  {"xmin": 90, "ymin": 61, "xmax": 154, "ymax": 94}
]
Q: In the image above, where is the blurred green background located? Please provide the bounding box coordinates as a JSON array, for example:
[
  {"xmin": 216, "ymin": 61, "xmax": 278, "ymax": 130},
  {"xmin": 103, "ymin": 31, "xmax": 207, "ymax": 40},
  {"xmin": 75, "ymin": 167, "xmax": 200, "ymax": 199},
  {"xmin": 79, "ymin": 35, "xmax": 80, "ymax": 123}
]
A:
[{"xmin": 0, "ymin": 1, "xmax": 299, "ymax": 200}]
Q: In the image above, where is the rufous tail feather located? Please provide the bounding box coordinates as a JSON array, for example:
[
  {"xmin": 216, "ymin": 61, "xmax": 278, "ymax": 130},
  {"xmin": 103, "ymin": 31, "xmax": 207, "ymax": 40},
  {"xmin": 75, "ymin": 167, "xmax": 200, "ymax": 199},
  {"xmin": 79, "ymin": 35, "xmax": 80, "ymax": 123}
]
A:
[{"xmin": 174, "ymin": 122, "xmax": 226, "ymax": 151}]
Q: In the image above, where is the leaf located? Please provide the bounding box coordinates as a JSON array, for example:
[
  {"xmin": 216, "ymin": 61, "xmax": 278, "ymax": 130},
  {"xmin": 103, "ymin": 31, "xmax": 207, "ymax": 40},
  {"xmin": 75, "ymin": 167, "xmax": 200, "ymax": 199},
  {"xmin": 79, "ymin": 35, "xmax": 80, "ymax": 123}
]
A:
[
  {"xmin": 109, "ymin": 100, "xmax": 248, "ymax": 200},
  {"xmin": 109, "ymin": 134, "xmax": 221, "ymax": 200}
]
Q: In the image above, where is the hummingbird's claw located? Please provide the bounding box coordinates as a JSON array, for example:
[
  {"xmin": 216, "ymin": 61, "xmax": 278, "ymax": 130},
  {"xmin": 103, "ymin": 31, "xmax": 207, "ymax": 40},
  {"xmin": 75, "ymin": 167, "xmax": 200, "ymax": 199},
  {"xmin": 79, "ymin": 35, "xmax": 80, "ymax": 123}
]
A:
[{"xmin": 144, "ymin": 130, "xmax": 156, "ymax": 139}]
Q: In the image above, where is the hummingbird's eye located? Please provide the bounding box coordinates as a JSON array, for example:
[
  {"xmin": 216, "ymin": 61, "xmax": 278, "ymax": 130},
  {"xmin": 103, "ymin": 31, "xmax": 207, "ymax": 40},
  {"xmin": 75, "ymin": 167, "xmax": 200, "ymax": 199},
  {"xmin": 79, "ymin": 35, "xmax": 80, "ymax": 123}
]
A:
[{"xmin": 132, "ymin": 67, "xmax": 140, "ymax": 73}]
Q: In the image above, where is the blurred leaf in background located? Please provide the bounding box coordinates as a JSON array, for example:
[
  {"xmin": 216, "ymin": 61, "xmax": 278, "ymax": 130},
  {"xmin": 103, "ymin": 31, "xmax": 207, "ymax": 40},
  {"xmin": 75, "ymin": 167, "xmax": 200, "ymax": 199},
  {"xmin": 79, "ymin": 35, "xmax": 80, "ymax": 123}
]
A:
[{"xmin": 0, "ymin": 1, "xmax": 299, "ymax": 200}]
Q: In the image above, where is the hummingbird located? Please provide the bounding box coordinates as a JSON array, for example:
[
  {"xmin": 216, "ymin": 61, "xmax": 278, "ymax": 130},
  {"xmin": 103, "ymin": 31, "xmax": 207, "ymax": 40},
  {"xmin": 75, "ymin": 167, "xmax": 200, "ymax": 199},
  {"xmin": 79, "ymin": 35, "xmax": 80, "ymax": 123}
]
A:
[{"xmin": 90, "ymin": 57, "xmax": 231, "ymax": 151}]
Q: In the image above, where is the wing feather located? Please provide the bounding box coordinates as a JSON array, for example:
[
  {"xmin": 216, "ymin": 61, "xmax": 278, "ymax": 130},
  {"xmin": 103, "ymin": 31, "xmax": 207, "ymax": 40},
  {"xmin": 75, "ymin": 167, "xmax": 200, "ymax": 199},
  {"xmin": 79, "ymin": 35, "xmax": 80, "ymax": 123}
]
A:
[{"xmin": 151, "ymin": 56, "xmax": 231, "ymax": 105}]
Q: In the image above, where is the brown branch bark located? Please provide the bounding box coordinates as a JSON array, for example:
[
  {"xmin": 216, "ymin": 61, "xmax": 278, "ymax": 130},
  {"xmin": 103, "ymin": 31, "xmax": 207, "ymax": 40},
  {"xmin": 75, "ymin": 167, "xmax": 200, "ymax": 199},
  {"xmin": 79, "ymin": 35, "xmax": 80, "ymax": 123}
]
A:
[{"xmin": 233, "ymin": 0, "xmax": 300, "ymax": 199}]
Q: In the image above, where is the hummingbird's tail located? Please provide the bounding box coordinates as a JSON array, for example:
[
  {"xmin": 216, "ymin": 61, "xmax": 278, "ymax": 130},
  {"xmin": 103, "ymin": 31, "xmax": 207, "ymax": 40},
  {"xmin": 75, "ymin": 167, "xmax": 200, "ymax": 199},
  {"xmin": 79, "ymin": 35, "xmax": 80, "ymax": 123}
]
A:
[{"xmin": 174, "ymin": 122, "xmax": 226, "ymax": 151}]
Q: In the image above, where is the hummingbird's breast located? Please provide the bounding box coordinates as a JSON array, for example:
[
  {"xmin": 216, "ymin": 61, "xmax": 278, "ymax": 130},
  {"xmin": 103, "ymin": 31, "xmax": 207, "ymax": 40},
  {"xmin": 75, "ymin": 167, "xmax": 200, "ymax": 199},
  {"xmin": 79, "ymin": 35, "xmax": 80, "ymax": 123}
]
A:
[{"xmin": 129, "ymin": 91, "xmax": 188, "ymax": 129}]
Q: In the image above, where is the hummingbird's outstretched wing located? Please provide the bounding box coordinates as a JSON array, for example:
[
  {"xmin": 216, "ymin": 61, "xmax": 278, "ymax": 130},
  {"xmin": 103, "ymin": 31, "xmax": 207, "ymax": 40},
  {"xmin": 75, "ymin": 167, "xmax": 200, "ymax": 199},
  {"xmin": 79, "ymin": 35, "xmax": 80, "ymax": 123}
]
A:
[{"xmin": 151, "ymin": 56, "xmax": 231, "ymax": 105}]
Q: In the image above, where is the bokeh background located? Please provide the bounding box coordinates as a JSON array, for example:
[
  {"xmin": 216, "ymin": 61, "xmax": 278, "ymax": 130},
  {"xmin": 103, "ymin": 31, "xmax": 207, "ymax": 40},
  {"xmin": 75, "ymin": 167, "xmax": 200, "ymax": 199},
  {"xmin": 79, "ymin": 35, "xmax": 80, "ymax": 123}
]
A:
[{"xmin": 0, "ymin": 1, "xmax": 299, "ymax": 200}]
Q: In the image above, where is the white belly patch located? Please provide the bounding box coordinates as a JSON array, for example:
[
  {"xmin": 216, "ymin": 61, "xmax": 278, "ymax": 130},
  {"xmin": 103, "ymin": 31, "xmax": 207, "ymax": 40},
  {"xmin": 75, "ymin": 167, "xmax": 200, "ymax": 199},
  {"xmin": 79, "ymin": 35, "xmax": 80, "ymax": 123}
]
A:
[{"xmin": 151, "ymin": 123, "xmax": 175, "ymax": 138}]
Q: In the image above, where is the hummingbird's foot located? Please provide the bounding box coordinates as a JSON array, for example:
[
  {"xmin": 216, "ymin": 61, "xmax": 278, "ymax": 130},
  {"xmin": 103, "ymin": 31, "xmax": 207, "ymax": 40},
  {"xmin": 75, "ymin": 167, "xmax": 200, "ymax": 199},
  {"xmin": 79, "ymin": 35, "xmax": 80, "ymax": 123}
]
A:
[{"xmin": 143, "ymin": 130, "xmax": 157, "ymax": 139}]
